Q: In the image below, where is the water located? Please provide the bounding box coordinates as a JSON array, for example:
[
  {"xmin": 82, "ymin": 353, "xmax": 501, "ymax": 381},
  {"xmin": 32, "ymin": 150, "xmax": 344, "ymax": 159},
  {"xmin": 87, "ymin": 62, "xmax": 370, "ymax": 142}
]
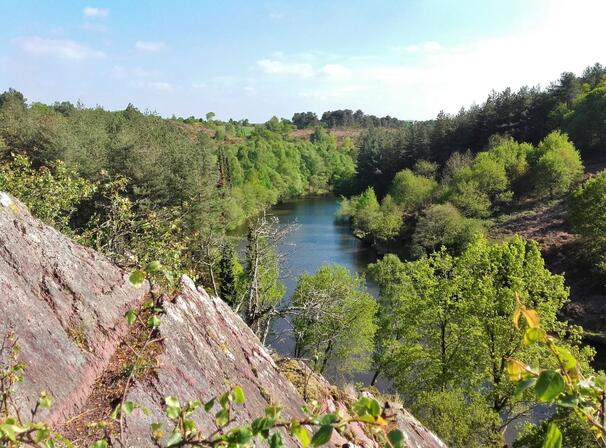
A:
[{"xmin": 263, "ymin": 195, "xmax": 379, "ymax": 357}]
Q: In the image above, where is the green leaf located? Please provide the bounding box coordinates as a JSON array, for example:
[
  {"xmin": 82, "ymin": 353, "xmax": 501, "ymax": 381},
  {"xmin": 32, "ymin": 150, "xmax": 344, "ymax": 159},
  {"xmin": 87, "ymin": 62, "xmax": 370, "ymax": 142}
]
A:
[
  {"xmin": 93, "ymin": 440, "xmax": 109, "ymax": 448},
  {"xmin": 319, "ymin": 413, "xmax": 338, "ymax": 425},
  {"xmin": 35, "ymin": 427, "xmax": 51, "ymax": 442},
  {"xmin": 146, "ymin": 261, "xmax": 162, "ymax": 273},
  {"xmin": 110, "ymin": 404, "xmax": 121, "ymax": 420},
  {"xmin": 219, "ymin": 391, "xmax": 231, "ymax": 408},
  {"xmin": 265, "ymin": 405, "xmax": 281, "ymax": 419},
  {"xmin": 524, "ymin": 327, "xmax": 546, "ymax": 345},
  {"xmin": 38, "ymin": 391, "xmax": 53, "ymax": 409},
  {"xmin": 252, "ymin": 417, "xmax": 275, "ymax": 434},
  {"xmin": 166, "ymin": 430, "xmax": 183, "ymax": 447},
  {"xmin": 557, "ymin": 395, "xmax": 579, "ymax": 409},
  {"xmin": 353, "ymin": 397, "xmax": 371, "ymax": 416},
  {"xmin": 368, "ymin": 398, "xmax": 381, "ymax": 417},
  {"xmin": 553, "ymin": 345, "xmax": 577, "ymax": 370},
  {"xmin": 147, "ymin": 315, "xmax": 161, "ymax": 328},
  {"xmin": 165, "ymin": 396, "xmax": 181, "ymax": 409},
  {"xmin": 387, "ymin": 429, "xmax": 406, "ymax": 448},
  {"xmin": 269, "ymin": 432, "xmax": 283, "ymax": 448},
  {"xmin": 166, "ymin": 406, "xmax": 181, "ymax": 420},
  {"xmin": 535, "ymin": 370, "xmax": 565, "ymax": 402},
  {"xmin": 542, "ymin": 422, "xmax": 562, "ymax": 448},
  {"xmin": 183, "ymin": 419, "xmax": 197, "ymax": 434},
  {"xmin": 311, "ymin": 425, "xmax": 333, "ymax": 447},
  {"xmin": 128, "ymin": 270, "xmax": 146, "ymax": 287},
  {"xmin": 122, "ymin": 401, "xmax": 136, "ymax": 414},
  {"xmin": 291, "ymin": 423, "xmax": 311, "ymax": 448},
  {"xmin": 514, "ymin": 377, "xmax": 537, "ymax": 398},
  {"xmin": 232, "ymin": 385, "xmax": 246, "ymax": 405},
  {"xmin": 124, "ymin": 309, "xmax": 137, "ymax": 325},
  {"xmin": 204, "ymin": 398, "xmax": 215, "ymax": 412},
  {"xmin": 229, "ymin": 427, "xmax": 253, "ymax": 445},
  {"xmin": 216, "ymin": 408, "xmax": 230, "ymax": 427}
]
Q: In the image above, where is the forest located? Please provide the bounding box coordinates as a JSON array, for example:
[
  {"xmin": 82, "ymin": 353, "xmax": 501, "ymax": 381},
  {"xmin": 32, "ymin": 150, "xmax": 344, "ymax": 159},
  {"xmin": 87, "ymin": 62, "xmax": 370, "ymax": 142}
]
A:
[{"xmin": 2, "ymin": 61, "xmax": 606, "ymax": 447}]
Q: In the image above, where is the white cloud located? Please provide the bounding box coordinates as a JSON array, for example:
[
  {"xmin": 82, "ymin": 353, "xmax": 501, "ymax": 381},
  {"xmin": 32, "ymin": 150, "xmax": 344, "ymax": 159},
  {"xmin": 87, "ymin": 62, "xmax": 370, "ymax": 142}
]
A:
[
  {"xmin": 135, "ymin": 41, "xmax": 167, "ymax": 52},
  {"xmin": 256, "ymin": 57, "xmax": 353, "ymax": 80},
  {"xmin": 130, "ymin": 80, "xmax": 173, "ymax": 92},
  {"xmin": 320, "ymin": 64, "xmax": 352, "ymax": 79},
  {"xmin": 83, "ymin": 7, "xmax": 109, "ymax": 18},
  {"xmin": 111, "ymin": 65, "xmax": 160, "ymax": 79},
  {"xmin": 401, "ymin": 40, "xmax": 442, "ymax": 53},
  {"xmin": 13, "ymin": 36, "xmax": 105, "ymax": 60},
  {"xmin": 256, "ymin": 59, "xmax": 315, "ymax": 77},
  {"xmin": 272, "ymin": 0, "xmax": 606, "ymax": 119}
]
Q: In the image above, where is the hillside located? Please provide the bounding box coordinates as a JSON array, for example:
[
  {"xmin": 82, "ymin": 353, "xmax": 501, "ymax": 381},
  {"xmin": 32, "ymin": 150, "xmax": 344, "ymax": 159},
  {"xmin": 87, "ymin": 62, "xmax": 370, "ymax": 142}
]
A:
[{"xmin": 0, "ymin": 192, "xmax": 445, "ymax": 447}]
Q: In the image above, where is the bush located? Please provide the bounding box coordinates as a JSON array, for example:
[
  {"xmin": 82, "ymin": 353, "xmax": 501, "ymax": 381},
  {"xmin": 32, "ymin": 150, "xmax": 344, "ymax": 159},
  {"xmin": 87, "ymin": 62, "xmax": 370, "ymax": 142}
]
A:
[
  {"xmin": 531, "ymin": 131, "xmax": 584, "ymax": 197},
  {"xmin": 389, "ymin": 169, "xmax": 437, "ymax": 212},
  {"xmin": 412, "ymin": 203, "xmax": 484, "ymax": 255}
]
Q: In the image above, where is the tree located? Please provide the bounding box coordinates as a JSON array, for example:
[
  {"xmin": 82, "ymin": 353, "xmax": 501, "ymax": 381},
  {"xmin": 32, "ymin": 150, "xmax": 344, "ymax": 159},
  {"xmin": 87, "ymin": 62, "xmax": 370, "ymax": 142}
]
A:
[
  {"xmin": 389, "ymin": 169, "xmax": 437, "ymax": 212},
  {"xmin": 569, "ymin": 170, "xmax": 606, "ymax": 276},
  {"xmin": 411, "ymin": 203, "xmax": 484, "ymax": 255},
  {"xmin": 240, "ymin": 213, "xmax": 288, "ymax": 342},
  {"xmin": 564, "ymin": 76, "xmax": 606, "ymax": 156},
  {"xmin": 369, "ymin": 235, "xmax": 592, "ymax": 445},
  {"xmin": 206, "ymin": 111, "xmax": 215, "ymax": 122},
  {"xmin": 531, "ymin": 131, "xmax": 584, "ymax": 197},
  {"xmin": 291, "ymin": 265, "xmax": 377, "ymax": 376},
  {"xmin": 218, "ymin": 241, "xmax": 240, "ymax": 307}
]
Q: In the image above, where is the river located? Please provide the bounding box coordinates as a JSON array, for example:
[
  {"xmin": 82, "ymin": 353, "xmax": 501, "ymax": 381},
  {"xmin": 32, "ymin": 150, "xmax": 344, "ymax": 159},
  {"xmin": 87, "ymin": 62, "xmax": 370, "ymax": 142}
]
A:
[{"xmin": 263, "ymin": 195, "xmax": 379, "ymax": 357}]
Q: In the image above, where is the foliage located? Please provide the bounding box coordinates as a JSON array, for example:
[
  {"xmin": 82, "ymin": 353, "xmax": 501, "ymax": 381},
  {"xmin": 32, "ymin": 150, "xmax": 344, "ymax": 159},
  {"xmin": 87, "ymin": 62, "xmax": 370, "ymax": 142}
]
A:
[
  {"xmin": 337, "ymin": 188, "xmax": 403, "ymax": 243},
  {"xmin": 411, "ymin": 203, "xmax": 485, "ymax": 255},
  {"xmin": 531, "ymin": 131, "xmax": 584, "ymax": 198},
  {"xmin": 569, "ymin": 170, "xmax": 606, "ymax": 275},
  {"xmin": 291, "ymin": 265, "xmax": 378, "ymax": 376},
  {"xmin": 369, "ymin": 235, "xmax": 592, "ymax": 446},
  {"xmin": 562, "ymin": 74, "xmax": 606, "ymax": 156},
  {"xmin": 0, "ymin": 154, "xmax": 95, "ymax": 232},
  {"xmin": 508, "ymin": 299, "xmax": 606, "ymax": 447},
  {"xmin": 239, "ymin": 213, "xmax": 288, "ymax": 342},
  {"xmin": 389, "ymin": 169, "xmax": 437, "ymax": 212},
  {"xmin": 411, "ymin": 389, "xmax": 501, "ymax": 448},
  {"xmin": 514, "ymin": 409, "xmax": 599, "ymax": 448}
]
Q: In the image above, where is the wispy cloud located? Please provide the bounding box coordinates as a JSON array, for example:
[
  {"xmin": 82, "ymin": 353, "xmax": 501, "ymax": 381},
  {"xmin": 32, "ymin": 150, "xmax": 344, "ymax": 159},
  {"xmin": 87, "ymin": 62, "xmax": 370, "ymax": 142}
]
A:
[
  {"xmin": 130, "ymin": 80, "xmax": 174, "ymax": 91},
  {"xmin": 400, "ymin": 41, "xmax": 442, "ymax": 53},
  {"xmin": 256, "ymin": 57, "xmax": 353, "ymax": 80},
  {"xmin": 12, "ymin": 36, "xmax": 105, "ymax": 60},
  {"xmin": 135, "ymin": 41, "xmax": 167, "ymax": 52},
  {"xmin": 111, "ymin": 65, "xmax": 161, "ymax": 79},
  {"xmin": 256, "ymin": 59, "xmax": 315, "ymax": 78},
  {"xmin": 83, "ymin": 7, "xmax": 109, "ymax": 18},
  {"xmin": 320, "ymin": 64, "xmax": 352, "ymax": 79}
]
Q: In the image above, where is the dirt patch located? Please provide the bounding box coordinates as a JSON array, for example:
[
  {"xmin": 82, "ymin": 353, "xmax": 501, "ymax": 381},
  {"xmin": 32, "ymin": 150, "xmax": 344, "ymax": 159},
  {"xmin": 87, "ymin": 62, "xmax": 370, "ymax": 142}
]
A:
[
  {"xmin": 59, "ymin": 298, "xmax": 164, "ymax": 446},
  {"xmin": 291, "ymin": 127, "xmax": 364, "ymax": 143}
]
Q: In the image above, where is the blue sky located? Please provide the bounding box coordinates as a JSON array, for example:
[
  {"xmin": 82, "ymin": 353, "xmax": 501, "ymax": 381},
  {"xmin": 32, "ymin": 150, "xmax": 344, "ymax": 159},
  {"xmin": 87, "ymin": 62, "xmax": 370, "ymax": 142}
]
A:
[{"xmin": 0, "ymin": 0, "xmax": 604, "ymax": 122}]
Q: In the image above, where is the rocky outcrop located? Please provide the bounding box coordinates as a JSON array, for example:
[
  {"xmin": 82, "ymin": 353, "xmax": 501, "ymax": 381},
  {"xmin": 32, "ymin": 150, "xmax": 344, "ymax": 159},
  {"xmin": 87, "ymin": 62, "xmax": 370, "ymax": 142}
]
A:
[{"xmin": 0, "ymin": 192, "xmax": 446, "ymax": 447}]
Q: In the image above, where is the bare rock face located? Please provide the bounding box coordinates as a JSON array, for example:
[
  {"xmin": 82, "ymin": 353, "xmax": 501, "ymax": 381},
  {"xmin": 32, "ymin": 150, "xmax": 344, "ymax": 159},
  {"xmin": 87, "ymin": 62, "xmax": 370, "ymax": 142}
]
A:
[
  {"xmin": 0, "ymin": 193, "xmax": 148, "ymax": 424},
  {"xmin": 0, "ymin": 193, "xmax": 447, "ymax": 447}
]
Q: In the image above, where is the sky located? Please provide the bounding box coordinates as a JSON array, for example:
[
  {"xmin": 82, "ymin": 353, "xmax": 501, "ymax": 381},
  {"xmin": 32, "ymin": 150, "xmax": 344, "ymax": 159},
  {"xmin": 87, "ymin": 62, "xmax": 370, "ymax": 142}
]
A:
[{"xmin": 0, "ymin": 0, "xmax": 605, "ymax": 122}]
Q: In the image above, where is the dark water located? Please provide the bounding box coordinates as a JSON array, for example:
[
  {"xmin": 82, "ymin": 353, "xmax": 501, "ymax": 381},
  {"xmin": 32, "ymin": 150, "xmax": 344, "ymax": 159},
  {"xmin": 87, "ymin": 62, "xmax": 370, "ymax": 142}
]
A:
[{"xmin": 264, "ymin": 195, "xmax": 379, "ymax": 357}]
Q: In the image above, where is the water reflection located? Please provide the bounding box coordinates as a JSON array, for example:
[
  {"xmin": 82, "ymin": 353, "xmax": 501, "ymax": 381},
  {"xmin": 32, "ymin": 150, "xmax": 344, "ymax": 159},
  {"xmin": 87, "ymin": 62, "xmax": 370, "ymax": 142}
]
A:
[{"xmin": 262, "ymin": 196, "xmax": 379, "ymax": 357}]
